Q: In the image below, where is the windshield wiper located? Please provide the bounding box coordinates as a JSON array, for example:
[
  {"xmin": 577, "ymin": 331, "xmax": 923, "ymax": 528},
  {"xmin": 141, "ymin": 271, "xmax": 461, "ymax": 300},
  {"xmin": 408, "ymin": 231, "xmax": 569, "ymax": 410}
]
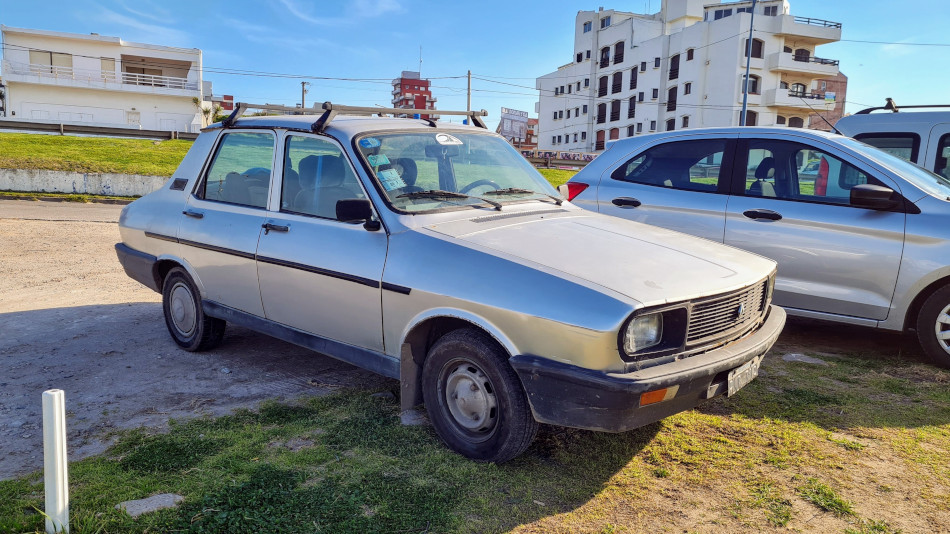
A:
[
  {"xmin": 396, "ymin": 189, "xmax": 502, "ymax": 210},
  {"xmin": 483, "ymin": 187, "xmax": 563, "ymax": 205}
]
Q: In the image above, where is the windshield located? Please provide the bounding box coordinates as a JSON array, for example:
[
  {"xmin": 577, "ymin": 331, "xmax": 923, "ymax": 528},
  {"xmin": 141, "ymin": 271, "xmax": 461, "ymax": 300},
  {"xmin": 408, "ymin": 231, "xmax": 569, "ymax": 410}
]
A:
[
  {"xmin": 356, "ymin": 131, "xmax": 559, "ymax": 213},
  {"xmin": 839, "ymin": 137, "xmax": 950, "ymax": 199}
]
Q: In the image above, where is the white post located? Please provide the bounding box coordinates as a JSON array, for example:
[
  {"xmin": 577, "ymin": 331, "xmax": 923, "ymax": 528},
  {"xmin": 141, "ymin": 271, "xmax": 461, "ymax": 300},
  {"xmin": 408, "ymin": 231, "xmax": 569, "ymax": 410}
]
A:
[{"xmin": 42, "ymin": 389, "xmax": 69, "ymax": 534}]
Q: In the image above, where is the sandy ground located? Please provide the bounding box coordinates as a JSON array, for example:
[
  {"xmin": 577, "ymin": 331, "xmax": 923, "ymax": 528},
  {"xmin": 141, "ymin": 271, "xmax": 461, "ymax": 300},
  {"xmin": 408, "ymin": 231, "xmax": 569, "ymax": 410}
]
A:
[{"xmin": 0, "ymin": 199, "xmax": 390, "ymax": 480}]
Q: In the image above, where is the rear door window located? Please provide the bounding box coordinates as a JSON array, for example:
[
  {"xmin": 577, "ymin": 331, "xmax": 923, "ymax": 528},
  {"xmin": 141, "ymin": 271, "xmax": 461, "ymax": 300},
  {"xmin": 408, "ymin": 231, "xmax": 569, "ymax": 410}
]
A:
[
  {"xmin": 936, "ymin": 133, "xmax": 950, "ymax": 179},
  {"xmin": 610, "ymin": 139, "xmax": 730, "ymax": 193},
  {"xmin": 852, "ymin": 133, "xmax": 920, "ymax": 164},
  {"xmin": 200, "ymin": 132, "xmax": 275, "ymax": 208}
]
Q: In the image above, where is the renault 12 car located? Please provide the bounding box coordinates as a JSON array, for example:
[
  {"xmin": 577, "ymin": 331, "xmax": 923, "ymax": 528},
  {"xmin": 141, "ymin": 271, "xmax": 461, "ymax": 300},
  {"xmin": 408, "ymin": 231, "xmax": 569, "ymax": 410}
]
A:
[
  {"xmin": 565, "ymin": 126, "xmax": 950, "ymax": 368},
  {"xmin": 116, "ymin": 103, "xmax": 785, "ymax": 462}
]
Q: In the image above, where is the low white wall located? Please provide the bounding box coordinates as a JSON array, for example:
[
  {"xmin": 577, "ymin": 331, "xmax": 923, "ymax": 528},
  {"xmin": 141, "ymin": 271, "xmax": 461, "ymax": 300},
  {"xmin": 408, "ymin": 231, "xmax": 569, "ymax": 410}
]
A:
[{"xmin": 0, "ymin": 168, "xmax": 169, "ymax": 197}]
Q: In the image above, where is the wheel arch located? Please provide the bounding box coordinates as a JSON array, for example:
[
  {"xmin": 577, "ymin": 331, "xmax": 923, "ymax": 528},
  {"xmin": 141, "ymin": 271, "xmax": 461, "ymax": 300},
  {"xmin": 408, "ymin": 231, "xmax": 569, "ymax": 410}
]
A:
[
  {"xmin": 153, "ymin": 256, "xmax": 204, "ymax": 294},
  {"xmin": 903, "ymin": 273, "xmax": 950, "ymax": 331}
]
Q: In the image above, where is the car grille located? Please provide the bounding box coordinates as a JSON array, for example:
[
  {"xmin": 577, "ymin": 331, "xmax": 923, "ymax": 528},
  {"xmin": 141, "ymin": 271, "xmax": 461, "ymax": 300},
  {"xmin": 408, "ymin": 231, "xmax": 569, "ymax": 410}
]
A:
[{"xmin": 686, "ymin": 278, "xmax": 770, "ymax": 348}]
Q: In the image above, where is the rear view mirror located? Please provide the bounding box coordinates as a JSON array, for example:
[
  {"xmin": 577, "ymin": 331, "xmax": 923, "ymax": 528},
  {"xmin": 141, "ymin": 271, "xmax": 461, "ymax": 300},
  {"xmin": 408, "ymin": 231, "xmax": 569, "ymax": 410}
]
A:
[
  {"xmin": 850, "ymin": 184, "xmax": 899, "ymax": 210},
  {"xmin": 424, "ymin": 144, "xmax": 460, "ymax": 158}
]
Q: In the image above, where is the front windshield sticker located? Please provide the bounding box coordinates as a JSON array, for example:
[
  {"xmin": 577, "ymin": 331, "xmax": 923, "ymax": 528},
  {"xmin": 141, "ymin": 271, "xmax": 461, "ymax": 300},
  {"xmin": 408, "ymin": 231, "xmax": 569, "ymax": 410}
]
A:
[
  {"xmin": 378, "ymin": 168, "xmax": 407, "ymax": 191},
  {"xmin": 367, "ymin": 154, "xmax": 390, "ymax": 166},
  {"xmin": 360, "ymin": 137, "xmax": 381, "ymax": 148},
  {"xmin": 435, "ymin": 133, "xmax": 463, "ymax": 146}
]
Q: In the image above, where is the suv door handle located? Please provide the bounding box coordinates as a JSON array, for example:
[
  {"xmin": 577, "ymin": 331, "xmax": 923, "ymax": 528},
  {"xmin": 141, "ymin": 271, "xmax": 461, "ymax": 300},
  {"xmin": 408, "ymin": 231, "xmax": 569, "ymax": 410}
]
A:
[
  {"xmin": 612, "ymin": 197, "xmax": 642, "ymax": 208},
  {"xmin": 743, "ymin": 209, "xmax": 782, "ymax": 221},
  {"xmin": 182, "ymin": 210, "xmax": 204, "ymax": 219},
  {"xmin": 262, "ymin": 222, "xmax": 290, "ymax": 235}
]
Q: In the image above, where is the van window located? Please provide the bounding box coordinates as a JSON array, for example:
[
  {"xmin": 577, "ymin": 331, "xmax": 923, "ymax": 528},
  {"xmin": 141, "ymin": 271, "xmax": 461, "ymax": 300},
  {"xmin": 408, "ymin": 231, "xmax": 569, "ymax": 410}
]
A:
[
  {"xmin": 853, "ymin": 133, "xmax": 920, "ymax": 164},
  {"xmin": 937, "ymin": 134, "xmax": 950, "ymax": 179}
]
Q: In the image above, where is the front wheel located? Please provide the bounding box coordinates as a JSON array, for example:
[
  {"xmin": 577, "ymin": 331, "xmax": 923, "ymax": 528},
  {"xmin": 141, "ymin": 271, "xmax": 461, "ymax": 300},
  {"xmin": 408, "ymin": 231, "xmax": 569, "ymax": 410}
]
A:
[
  {"xmin": 162, "ymin": 267, "xmax": 226, "ymax": 352},
  {"xmin": 915, "ymin": 285, "xmax": 950, "ymax": 368},
  {"xmin": 422, "ymin": 329, "xmax": 538, "ymax": 462}
]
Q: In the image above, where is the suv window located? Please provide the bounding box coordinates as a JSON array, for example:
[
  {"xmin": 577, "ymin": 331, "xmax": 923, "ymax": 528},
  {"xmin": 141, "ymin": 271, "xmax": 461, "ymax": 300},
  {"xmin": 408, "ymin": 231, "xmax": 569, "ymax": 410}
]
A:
[
  {"xmin": 937, "ymin": 133, "xmax": 950, "ymax": 179},
  {"xmin": 201, "ymin": 132, "xmax": 274, "ymax": 208},
  {"xmin": 742, "ymin": 140, "xmax": 880, "ymax": 206},
  {"xmin": 610, "ymin": 139, "xmax": 728, "ymax": 193},
  {"xmin": 281, "ymin": 135, "xmax": 364, "ymax": 219},
  {"xmin": 853, "ymin": 133, "xmax": 920, "ymax": 164}
]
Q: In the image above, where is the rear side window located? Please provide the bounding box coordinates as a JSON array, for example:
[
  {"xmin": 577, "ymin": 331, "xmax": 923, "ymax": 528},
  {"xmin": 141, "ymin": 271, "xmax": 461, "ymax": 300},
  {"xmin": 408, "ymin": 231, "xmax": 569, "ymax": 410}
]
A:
[
  {"xmin": 201, "ymin": 132, "xmax": 275, "ymax": 208},
  {"xmin": 610, "ymin": 139, "xmax": 729, "ymax": 193},
  {"xmin": 936, "ymin": 134, "xmax": 950, "ymax": 179},
  {"xmin": 853, "ymin": 133, "xmax": 920, "ymax": 164}
]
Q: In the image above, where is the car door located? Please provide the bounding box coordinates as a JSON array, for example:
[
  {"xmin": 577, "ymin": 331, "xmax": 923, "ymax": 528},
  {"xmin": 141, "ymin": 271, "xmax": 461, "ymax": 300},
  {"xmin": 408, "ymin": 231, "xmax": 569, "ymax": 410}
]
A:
[
  {"xmin": 595, "ymin": 135, "xmax": 737, "ymax": 242},
  {"xmin": 179, "ymin": 130, "xmax": 276, "ymax": 317},
  {"xmin": 256, "ymin": 133, "xmax": 387, "ymax": 352},
  {"xmin": 723, "ymin": 134, "xmax": 906, "ymax": 321}
]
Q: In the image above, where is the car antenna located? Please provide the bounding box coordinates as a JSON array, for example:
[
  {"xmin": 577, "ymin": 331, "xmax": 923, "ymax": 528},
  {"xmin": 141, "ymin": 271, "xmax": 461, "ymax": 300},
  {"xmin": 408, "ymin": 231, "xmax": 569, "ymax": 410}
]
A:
[{"xmin": 796, "ymin": 95, "xmax": 841, "ymax": 135}]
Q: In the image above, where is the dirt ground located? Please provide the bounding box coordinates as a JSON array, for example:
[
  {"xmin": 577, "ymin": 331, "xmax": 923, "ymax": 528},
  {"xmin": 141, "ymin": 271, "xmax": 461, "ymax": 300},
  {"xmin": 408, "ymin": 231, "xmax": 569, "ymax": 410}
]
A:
[
  {"xmin": 0, "ymin": 198, "xmax": 929, "ymax": 485},
  {"xmin": 0, "ymin": 199, "xmax": 390, "ymax": 480}
]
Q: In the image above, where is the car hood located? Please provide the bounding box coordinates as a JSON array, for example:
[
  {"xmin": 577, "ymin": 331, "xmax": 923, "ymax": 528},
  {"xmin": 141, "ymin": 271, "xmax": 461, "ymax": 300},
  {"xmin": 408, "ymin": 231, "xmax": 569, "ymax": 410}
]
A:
[{"xmin": 422, "ymin": 210, "xmax": 775, "ymax": 306}]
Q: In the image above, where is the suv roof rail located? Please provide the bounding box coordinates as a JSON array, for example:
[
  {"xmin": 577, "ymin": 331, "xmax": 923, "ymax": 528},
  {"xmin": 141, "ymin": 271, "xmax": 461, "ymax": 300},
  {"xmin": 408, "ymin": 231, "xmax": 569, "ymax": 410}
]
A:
[
  {"xmin": 221, "ymin": 101, "xmax": 489, "ymax": 132},
  {"xmin": 855, "ymin": 98, "xmax": 950, "ymax": 114}
]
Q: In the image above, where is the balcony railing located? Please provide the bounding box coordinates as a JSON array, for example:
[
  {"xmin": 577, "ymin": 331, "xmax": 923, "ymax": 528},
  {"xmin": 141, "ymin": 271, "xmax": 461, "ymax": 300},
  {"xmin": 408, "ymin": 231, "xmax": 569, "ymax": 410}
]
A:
[
  {"xmin": 793, "ymin": 55, "xmax": 839, "ymax": 66},
  {"xmin": 793, "ymin": 16, "xmax": 842, "ymax": 28},
  {"xmin": 600, "ymin": 57, "xmax": 610, "ymax": 68},
  {"xmin": 614, "ymin": 51, "xmax": 624, "ymax": 64},
  {"xmin": 667, "ymin": 99, "xmax": 677, "ymax": 112},
  {"xmin": 669, "ymin": 68, "xmax": 679, "ymax": 80},
  {"xmin": 611, "ymin": 82, "xmax": 622, "ymax": 94},
  {"xmin": 3, "ymin": 60, "xmax": 198, "ymax": 91},
  {"xmin": 598, "ymin": 86, "xmax": 608, "ymax": 97}
]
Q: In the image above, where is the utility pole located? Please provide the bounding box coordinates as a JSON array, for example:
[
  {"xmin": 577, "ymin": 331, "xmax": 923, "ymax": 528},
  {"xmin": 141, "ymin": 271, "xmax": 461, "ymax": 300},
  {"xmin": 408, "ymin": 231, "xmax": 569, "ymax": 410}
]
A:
[
  {"xmin": 466, "ymin": 70, "xmax": 472, "ymax": 112},
  {"xmin": 740, "ymin": 0, "xmax": 757, "ymax": 126},
  {"xmin": 301, "ymin": 81, "xmax": 311, "ymax": 108}
]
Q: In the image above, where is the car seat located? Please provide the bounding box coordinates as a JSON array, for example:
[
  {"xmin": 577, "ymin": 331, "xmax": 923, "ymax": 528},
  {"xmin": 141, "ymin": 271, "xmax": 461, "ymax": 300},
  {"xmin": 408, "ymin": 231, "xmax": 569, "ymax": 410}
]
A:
[{"xmin": 748, "ymin": 157, "xmax": 776, "ymax": 197}]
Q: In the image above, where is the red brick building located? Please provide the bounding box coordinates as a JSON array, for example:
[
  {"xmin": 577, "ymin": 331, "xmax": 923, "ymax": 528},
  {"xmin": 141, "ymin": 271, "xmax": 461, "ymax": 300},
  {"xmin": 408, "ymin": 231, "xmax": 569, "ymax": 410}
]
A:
[
  {"xmin": 391, "ymin": 71, "xmax": 437, "ymax": 119},
  {"xmin": 809, "ymin": 72, "xmax": 847, "ymax": 131}
]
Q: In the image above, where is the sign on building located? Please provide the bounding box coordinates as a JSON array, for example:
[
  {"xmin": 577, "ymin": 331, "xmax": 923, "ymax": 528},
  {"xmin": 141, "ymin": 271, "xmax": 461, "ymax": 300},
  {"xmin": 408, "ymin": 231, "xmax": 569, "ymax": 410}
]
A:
[{"xmin": 499, "ymin": 107, "xmax": 529, "ymax": 141}]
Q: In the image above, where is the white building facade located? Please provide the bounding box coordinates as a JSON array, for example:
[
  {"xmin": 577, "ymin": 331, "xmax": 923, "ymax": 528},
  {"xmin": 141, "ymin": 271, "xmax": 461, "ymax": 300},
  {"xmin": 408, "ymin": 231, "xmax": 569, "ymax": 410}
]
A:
[
  {"xmin": 535, "ymin": 0, "xmax": 842, "ymax": 152},
  {"xmin": 1, "ymin": 25, "xmax": 206, "ymax": 132}
]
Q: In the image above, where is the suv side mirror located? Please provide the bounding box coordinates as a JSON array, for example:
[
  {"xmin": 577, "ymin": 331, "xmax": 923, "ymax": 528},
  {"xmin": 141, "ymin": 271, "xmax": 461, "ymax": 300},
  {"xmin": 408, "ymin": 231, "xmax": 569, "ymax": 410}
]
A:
[
  {"xmin": 336, "ymin": 199, "xmax": 381, "ymax": 231},
  {"xmin": 850, "ymin": 184, "xmax": 899, "ymax": 210}
]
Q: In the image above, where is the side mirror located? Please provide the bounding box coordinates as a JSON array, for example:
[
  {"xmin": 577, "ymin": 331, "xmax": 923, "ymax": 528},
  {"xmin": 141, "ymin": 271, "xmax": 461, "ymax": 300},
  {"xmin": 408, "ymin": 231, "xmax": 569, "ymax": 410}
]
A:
[
  {"xmin": 850, "ymin": 184, "xmax": 899, "ymax": 210},
  {"xmin": 336, "ymin": 199, "xmax": 381, "ymax": 231}
]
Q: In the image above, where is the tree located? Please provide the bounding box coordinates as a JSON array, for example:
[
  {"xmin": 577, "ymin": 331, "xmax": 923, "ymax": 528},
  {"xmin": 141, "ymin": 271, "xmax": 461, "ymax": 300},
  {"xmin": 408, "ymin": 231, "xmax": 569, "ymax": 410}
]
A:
[{"xmin": 192, "ymin": 97, "xmax": 223, "ymax": 127}]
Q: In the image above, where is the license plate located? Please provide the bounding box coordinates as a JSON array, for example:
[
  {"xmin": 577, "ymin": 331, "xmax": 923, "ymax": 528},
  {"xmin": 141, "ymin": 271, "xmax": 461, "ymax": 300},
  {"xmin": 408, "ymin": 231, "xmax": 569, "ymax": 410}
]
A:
[{"xmin": 727, "ymin": 355, "xmax": 763, "ymax": 397}]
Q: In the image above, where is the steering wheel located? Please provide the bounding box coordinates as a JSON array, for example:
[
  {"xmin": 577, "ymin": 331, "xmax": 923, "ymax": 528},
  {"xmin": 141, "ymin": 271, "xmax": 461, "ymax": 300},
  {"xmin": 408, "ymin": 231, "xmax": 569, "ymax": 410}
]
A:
[{"xmin": 459, "ymin": 179, "xmax": 501, "ymax": 194}]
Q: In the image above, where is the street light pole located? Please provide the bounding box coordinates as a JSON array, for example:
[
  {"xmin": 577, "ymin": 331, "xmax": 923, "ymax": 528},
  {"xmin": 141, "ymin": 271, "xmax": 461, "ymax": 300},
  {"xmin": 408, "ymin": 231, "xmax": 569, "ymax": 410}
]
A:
[
  {"xmin": 740, "ymin": 0, "xmax": 757, "ymax": 126},
  {"xmin": 301, "ymin": 81, "xmax": 311, "ymax": 108}
]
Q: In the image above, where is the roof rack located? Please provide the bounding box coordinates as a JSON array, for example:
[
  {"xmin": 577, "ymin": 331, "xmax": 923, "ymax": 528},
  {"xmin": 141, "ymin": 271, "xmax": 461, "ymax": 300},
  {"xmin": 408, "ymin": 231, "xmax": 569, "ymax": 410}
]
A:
[
  {"xmin": 221, "ymin": 101, "xmax": 489, "ymax": 132},
  {"xmin": 856, "ymin": 98, "xmax": 950, "ymax": 114}
]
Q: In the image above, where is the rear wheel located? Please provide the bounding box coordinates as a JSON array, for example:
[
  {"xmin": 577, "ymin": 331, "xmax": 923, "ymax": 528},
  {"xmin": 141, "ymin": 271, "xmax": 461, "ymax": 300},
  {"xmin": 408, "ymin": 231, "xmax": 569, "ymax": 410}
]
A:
[
  {"xmin": 422, "ymin": 329, "xmax": 538, "ymax": 462},
  {"xmin": 915, "ymin": 285, "xmax": 950, "ymax": 368},
  {"xmin": 162, "ymin": 267, "xmax": 226, "ymax": 351}
]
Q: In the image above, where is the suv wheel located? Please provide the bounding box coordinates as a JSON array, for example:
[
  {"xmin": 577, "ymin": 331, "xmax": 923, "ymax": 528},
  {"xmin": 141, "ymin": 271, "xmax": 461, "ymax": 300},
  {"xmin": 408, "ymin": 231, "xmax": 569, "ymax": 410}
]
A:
[
  {"xmin": 916, "ymin": 285, "xmax": 950, "ymax": 368},
  {"xmin": 162, "ymin": 267, "xmax": 226, "ymax": 351},
  {"xmin": 422, "ymin": 329, "xmax": 538, "ymax": 462}
]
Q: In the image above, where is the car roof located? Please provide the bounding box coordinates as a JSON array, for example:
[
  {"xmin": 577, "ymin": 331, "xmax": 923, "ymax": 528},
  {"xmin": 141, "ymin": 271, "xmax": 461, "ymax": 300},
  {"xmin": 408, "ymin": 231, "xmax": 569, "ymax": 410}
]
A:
[
  {"xmin": 203, "ymin": 114, "xmax": 490, "ymax": 139},
  {"xmin": 836, "ymin": 111, "xmax": 950, "ymax": 133},
  {"xmin": 605, "ymin": 126, "xmax": 846, "ymax": 148}
]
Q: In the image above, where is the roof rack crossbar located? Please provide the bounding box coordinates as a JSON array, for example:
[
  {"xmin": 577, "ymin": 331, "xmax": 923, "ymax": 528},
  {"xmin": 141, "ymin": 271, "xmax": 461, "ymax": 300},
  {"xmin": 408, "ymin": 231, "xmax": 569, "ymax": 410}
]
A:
[
  {"xmin": 856, "ymin": 98, "xmax": 950, "ymax": 114},
  {"xmin": 222, "ymin": 102, "xmax": 489, "ymax": 132}
]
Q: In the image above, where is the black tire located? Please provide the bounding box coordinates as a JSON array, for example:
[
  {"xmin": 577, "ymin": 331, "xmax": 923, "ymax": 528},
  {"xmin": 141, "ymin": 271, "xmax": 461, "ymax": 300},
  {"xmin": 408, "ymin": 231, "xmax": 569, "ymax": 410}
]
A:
[
  {"xmin": 161, "ymin": 267, "xmax": 226, "ymax": 352},
  {"xmin": 916, "ymin": 284, "xmax": 950, "ymax": 368},
  {"xmin": 421, "ymin": 328, "xmax": 538, "ymax": 462}
]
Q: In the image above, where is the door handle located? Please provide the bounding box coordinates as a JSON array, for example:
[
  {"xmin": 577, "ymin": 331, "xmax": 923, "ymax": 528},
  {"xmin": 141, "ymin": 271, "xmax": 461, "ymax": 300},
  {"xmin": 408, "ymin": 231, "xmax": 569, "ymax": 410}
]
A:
[
  {"xmin": 262, "ymin": 222, "xmax": 290, "ymax": 235},
  {"xmin": 742, "ymin": 209, "xmax": 782, "ymax": 221},
  {"xmin": 182, "ymin": 210, "xmax": 204, "ymax": 219},
  {"xmin": 611, "ymin": 197, "xmax": 642, "ymax": 208}
]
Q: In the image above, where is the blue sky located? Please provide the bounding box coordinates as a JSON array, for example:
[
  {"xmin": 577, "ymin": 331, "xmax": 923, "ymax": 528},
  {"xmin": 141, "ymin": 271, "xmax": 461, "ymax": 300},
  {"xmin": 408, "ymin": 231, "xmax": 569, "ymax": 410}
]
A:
[{"xmin": 2, "ymin": 0, "xmax": 948, "ymax": 130}]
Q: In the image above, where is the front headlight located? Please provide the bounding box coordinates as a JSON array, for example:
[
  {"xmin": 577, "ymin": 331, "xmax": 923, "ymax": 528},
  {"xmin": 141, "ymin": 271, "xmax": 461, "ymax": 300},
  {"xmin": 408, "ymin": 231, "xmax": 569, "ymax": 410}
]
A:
[{"xmin": 623, "ymin": 313, "xmax": 663, "ymax": 354}]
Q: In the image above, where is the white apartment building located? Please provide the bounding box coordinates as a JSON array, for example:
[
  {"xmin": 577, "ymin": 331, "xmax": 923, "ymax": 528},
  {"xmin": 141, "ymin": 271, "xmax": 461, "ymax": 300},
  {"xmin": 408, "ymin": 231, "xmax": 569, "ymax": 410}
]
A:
[
  {"xmin": 535, "ymin": 0, "xmax": 842, "ymax": 152},
  {"xmin": 1, "ymin": 25, "xmax": 208, "ymax": 132}
]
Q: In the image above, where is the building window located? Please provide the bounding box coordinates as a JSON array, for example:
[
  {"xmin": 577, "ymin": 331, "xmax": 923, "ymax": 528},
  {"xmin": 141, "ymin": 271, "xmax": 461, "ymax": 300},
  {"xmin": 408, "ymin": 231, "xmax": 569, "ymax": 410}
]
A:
[
  {"xmin": 100, "ymin": 57, "xmax": 116, "ymax": 82},
  {"xmin": 600, "ymin": 47, "xmax": 611, "ymax": 68},
  {"xmin": 557, "ymin": 135, "xmax": 562, "ymax": 143},
  {"xmin": 687, "ymin": 48, "xmax": 695, "ymax": 61},
  {"xmin": 614, "ymin": 41, "xmax": 625, "ymax": 64},
  {"xmin": 654, "ymin": 57, "xmax": 661, "ymax": 68},
  {"xmin": 745, "ymin": 110, "xmax": 758, "ymax": 126},
  {"xmin": 682, "ymin": 116, "xmax": 689, "ymax": 128},
  {"xmin": 598, "ymin": 76, "xmax": 609, "ymax": 97},
  {"xmin": 744, "ymin": 38, "xmax": 764, "ymax": 59},
  {"xmin": 666, "ymin": 118, "xmax": 676, "ymax": 131},
  {"xmin": 713, "ymin": 8, "xmax": 732, "ymax": 20},
  {"xmin": 553, "ymin": 111, "xmax": 558, "ymax": 120},
  {"xmin": 597, "ymin": 103, "xmax": 607, "ymax": 124},
  {"xmin": 554, "ymin": 87, "xmax": 559, "ymax": 96},
  {"xmin": 794, "ymin": 48, "xmax": 811, "ymax": 62},
  {"xmin": 560, "ymin": 85, "xmax": 565, "ymax": 94},
  {"xmin": 552, "ymin": 136, "xmax": 557, "ymax": 145},
  {"xmin": 789, "ymin": 82, "xmax": 807, "ymax": 97},
  {"xmin": 559, "ymin": 110, "xmax": 564, "ymax": 119},
  {"xmin": 584, "ymin": 78, "xmax": 590, "ymax": 87},
  {"xmin": 575, "ymin": 107, "xmax": 580, "ymax": 116},
  {"xmin": 652, "ymin": 88, "xmax": 659, "ymax": 99},
  {"xmin": 583, "ymin": 21, "xmax": 592, "ymax": 32},
  {"xmin": 776, "ymin": 115, "xmax": 786, "ymax": 125},
  {"xmin": 669, "ymin": 53, "xmax": 680, "ymax": 80},
  {"xmin": 629, "ymin": 68, "xmax": 638, "ymax": 89},
  {"xmin": 764, "ymin": 5, "xmax": 778, "ymax": 16},
  {"xmin": 788, "ymin": 116, "xmax": 804, "ymax": 128},
  {"xmin": 577, "ymin": 82, "xmax": 581, "ymax": 90},
  {"xmin": 583, "ymin": 105, "xmax": 588, "ymax": 114},
  {"xmin": 609, "ymin": 128, "xmax": 620, "ymax": 140},
  {"xmin": 611, "ymin": 72, "xmax": 623, "ymax": 94},
  {"xmin": 586, "ymin": 50, "xmax": 591, "ymax": 59},
  {"xmin": 744, "ymin": 74, "xmax": 761, "ymax": 95},
  {"xmin": 640, "ymin": 61, "xmax": 647, "ymax": 72},
  {"xmin": 574, "ymin": 133, "xmax": 579, "ymax": 142},
  {"xmin": 684, "ymin": 82, "xmax": 692, "ymax": 95},
  {"xmin": 737, "ymin": 6, "xmax": 752, "ymax": 14},
  {"xmin": 567, "ymin": 85, "xmax": 572, "ymax": 94},
  {"xmin": 638, "ymin": 92, "xmax": 645, "ymax": 102},
  {"xmin": 581, "ymin": 131, "xmax": 587, "ymax": 140},
  {"xmin": 567, "ymin": 110, "xmax": 571, "ymax": 119},
  {"xmin": 29, "ymin": 50, "xmax": 73, "ymax": 74},
  {"xmin": 601, "ymin": 16, "xmax": 611, "ymax": 28},
  {"xmin": 637, "ymin": 123, "xmax": 643, "ymax": 133},
  {"xmin": 627, "ymin": 125, "xmax": 635, "ymax": 137},
  {"xmin": 577, "ymin": 52, "xmax": 583, "ymax": 63},
  {"xmin": 610, "ymin": 100, "xmax": 621, "ymax": 122},
  {"xmin": 595, "ymin": 130, "xmax": 605, "ymax": 151},
  {"xmin": 650, "ymin": 120, "xmax": 657, "ymax": 131},
  {"xmin": 667, "ymin": 86, "xmax": 677, "ymax": 112},
  {"xmin": 628, "ymin": 96, "xmax": 636, "ymax": 118}
]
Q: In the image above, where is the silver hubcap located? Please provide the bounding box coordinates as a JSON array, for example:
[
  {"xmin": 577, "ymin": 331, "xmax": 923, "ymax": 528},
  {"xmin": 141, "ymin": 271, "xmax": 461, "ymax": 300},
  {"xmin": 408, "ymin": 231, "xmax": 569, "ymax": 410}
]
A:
[
  {"xmin": 935, "ymin": 304, "xmax": 950, "ymax": 355},
  {"xmin": 169, "ymin": 282, "xmax": 197, "ymax": 337},
  {"xmin": 444, "ymin": 362, "xmax": 497, "ymax": 433}
]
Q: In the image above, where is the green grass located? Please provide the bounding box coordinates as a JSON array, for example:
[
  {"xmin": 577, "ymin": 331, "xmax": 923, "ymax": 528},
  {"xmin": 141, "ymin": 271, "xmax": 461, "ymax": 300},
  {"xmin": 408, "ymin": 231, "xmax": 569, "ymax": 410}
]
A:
[
  {"xmin": 796, "ymin": 477, "xmax": 855, "ymax": 516},
  {"xmin": 0, "ymin": 190, "xmax": 136, "ymax": 202},
  {"xmin": 537, "ymin": 168, "xmax": 577, "ymax": 188}
]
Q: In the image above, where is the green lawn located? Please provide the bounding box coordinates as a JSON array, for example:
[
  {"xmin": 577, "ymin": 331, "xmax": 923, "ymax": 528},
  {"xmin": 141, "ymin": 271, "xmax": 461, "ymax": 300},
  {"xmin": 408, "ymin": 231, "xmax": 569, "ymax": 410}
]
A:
[{"xmin": 0, "ymin": 133, "xmax": 191, "ymax": 176}]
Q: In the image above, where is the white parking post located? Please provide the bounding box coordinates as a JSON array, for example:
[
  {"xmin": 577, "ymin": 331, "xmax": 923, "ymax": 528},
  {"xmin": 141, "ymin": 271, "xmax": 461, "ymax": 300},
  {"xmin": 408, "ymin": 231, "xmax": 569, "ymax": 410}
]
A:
[{"xmin": 42, "ymin": 389, "xmax": 69, "ymax": 534}]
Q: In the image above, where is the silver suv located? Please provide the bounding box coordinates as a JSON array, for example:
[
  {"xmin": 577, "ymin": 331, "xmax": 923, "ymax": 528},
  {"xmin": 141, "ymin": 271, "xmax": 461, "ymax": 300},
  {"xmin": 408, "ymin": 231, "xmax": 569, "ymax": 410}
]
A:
[
  {"xmin": 116, "ymin": 103, "xmax": 783, "ymax": 462},
  {"xmin": 566, "ymin": 126, "xmax": 950, "ymax": 367}
]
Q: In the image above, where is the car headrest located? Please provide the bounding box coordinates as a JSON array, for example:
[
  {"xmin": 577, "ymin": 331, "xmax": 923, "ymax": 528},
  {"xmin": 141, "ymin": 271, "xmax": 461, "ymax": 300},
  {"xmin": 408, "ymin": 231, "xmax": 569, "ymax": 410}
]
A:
[{"xmin": 755, "ymin": 157, "xmax": 775, "ymax": 180}]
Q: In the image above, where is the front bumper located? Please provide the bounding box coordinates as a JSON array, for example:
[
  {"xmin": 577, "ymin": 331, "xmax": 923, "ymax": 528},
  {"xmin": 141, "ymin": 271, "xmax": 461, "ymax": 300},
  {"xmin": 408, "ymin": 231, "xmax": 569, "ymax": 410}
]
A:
[
  {"xmin": 510, "ymin": 305, "xmax": 786, "ymax": 432},
  {"xmin": 115, "ymin": 242, "xmax": 161, "ymax": 292}
]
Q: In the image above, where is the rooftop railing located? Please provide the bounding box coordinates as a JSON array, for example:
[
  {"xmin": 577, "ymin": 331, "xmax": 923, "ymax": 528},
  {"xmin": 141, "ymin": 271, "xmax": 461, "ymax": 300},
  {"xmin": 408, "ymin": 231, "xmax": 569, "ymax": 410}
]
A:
[
  {"xmin": 3, "ymin": 61, "xmax": 198, "ymax": 91},
  {"xmin": 792, "ymin": 16, "xmax": 842, "ymax": 28}
]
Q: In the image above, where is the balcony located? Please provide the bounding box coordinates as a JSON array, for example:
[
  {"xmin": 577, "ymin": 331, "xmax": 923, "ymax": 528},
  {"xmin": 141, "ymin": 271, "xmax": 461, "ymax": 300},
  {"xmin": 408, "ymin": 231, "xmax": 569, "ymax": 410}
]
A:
[
  {"xmin": 2, "ymin": 60, "xmax": 199, "ymax": 97},
  {"xmin": 761, "ymin": 14, "xmax": 842, "ymax": 44},
  {"xmin": 764, "ymin": 88, "xmax": 836, "ymax": 110},
  {"xmin": 767, "ymin": 52, "xmax": 839, "ymax": 77}
]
